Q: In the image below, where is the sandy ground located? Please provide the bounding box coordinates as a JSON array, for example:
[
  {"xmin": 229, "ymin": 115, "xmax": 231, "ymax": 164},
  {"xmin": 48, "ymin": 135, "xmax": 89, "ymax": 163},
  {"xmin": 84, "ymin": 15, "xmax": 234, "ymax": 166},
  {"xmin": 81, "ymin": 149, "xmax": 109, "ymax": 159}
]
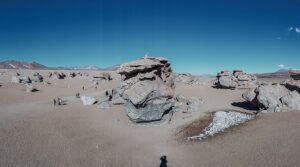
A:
[{"xmin": 0, "ymin": 69, "xmax": 300, "ymax": 167}]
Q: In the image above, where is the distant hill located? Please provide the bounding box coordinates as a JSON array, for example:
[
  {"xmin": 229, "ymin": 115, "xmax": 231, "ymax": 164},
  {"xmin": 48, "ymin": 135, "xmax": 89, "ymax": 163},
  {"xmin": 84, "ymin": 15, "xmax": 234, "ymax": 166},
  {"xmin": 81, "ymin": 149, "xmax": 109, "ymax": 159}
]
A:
[
  {"xmin": 0, "ymin": 60, "xmax": 48, "ymax": 69},
  {"xmin": 255, "ymin": 69, "xmax": 290, "ymax": 78},
  {"xmin": 0, "ymin": 60, "xmax": 120, "ymax": 71}
]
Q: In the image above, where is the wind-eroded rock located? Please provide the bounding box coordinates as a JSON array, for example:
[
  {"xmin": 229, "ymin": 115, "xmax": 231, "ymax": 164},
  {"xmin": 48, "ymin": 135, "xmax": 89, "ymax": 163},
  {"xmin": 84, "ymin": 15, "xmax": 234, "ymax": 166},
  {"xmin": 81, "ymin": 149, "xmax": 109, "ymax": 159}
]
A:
[
  {"xmin": 117, "ymin": 57, "xmax": 175, "ymax": 122},
  {"xmin": 242, "ymin": 84, "xmax": 300, "ymax": 112},
  {"xmin": 215, "ymin": 70, "xmax": 257, "ymax": 89}
]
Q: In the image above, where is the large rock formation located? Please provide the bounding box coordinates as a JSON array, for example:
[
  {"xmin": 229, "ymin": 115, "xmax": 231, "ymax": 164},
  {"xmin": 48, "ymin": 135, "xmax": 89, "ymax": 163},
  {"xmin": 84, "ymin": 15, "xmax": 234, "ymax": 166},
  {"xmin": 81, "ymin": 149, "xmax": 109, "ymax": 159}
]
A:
[
  {"xmin": 242, "ymin": 84, "xmax": 300, "ymax": 112},
  {"xmin": 215, "ymin": 70, "xmax": 257, "ymax": 89},
  {"xmin": 93, "ymin": 72, "xmax": 112, "ymax": 82},
  {"xmin": 117, "ymin": 57, "xmax": 175, "ymax": 122}
]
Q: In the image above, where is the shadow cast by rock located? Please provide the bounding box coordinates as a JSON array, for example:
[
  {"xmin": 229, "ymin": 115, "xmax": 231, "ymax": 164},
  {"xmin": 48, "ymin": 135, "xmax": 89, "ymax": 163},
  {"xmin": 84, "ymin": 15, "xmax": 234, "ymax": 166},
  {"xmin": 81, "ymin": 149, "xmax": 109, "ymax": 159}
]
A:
[{"xmin": 231, "ymin": 101, "xmax": 259, "ymax": 111}]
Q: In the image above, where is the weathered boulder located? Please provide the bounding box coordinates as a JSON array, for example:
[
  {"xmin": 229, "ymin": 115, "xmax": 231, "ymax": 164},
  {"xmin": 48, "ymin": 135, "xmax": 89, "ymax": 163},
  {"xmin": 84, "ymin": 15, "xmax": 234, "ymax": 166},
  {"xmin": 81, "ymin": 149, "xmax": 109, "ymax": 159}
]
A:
[
  {"xmin": 11, "ymin": 75, "xmax": 31, "ymax": 84},
  {"xmin": 32, "ymin": 72, "xmax": 43, "ymax": 82},
  {"xmin": 117, "ymin": 57, "xmax": 175, "ymax": 123},
  {"xmin": 25, "ymin": 84, "xmax": 39, "ymax": 92},
  {"xmin": 50, "ymin": 72, "xmax": 66, "ymax": 79},
  {"xmin": 290, "ymin": 70, "xmax": 300, "ymax": 80},
  {"xmin": 215, "ymin": 70, "xmax": 257, "ymax": 89},
  {"xmin": 280, "ymin": 91, "xmax": 300, "ymax": 110},
  {"xmin": 242, "ymin": 84, "xmax": 300, "ymax": 112},
  {"xmin": 69, "ymin": 72, "xmax": 76, "ymax": 78},
  {"xmin": 81, "ymin": 96, "xmax": 97, "ymax": 105}
]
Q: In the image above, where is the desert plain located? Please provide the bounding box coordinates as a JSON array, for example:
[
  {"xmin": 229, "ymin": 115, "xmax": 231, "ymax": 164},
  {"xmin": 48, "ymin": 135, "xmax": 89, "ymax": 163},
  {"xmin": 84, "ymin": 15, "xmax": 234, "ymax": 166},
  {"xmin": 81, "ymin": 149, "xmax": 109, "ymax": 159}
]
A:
[{"xmin": 0, "ymin": 67, "xmax": 300, "ymax": 167}]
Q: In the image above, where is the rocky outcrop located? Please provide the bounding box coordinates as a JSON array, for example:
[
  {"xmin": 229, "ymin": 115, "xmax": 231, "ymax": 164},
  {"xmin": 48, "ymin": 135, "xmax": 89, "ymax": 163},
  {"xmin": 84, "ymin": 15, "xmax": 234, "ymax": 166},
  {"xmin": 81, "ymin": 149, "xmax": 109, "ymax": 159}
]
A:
[
  {"xmin": 117, "ymin": 57, "xmax": 175, "ymax": 122},
  {"xmin": 215, "ymin": 70, "xmax": 257, "ymax": 89},
  {"xmin": 242, "ymin": 84, "xmax": 300, "ymax": 112},
  {"xmin": 81, "ymin": 96, "xmax": 97, "ymax": 105},
  {"xmin": 290, "ymin": 70, "xmax": 300, "ymax": 80},
  {"xmin": 175, "ymin": 73, "xmax": 204, "ymax": 86},
  {"xmin": 282, "ymin": 80, "xmax": 300, "ymax": 93}
]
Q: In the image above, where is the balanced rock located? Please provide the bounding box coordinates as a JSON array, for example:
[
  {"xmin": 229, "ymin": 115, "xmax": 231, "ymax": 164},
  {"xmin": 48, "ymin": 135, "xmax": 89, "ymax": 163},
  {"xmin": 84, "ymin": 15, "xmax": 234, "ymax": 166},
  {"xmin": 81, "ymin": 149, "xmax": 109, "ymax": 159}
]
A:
[
  {"xmin": 117, "ymin": 57, "xmax": 175, "ymax": 122},
  {"xmin": 242, "ymin": 84, "xmax": 300, "ymax": 112},
  {"xmin": 215, "ymin": 70, "xmax": 257, "ymax": 89}
]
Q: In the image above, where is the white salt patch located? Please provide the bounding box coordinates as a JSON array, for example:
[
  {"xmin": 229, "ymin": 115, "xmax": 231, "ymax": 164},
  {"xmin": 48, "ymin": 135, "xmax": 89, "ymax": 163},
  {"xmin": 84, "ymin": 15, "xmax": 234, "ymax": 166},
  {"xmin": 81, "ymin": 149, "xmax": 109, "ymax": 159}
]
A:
[{"xmin": 188, "ymin": 111, "xmax": 255, "ymax": 140}]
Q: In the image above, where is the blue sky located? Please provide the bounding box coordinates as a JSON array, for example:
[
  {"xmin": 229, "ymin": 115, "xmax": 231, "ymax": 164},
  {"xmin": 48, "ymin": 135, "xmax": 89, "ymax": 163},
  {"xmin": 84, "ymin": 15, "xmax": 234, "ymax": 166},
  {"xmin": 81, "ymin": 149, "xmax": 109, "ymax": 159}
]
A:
[{"xmin": 0, "ymin": 0, "xmax": 299, "ymax": 74}]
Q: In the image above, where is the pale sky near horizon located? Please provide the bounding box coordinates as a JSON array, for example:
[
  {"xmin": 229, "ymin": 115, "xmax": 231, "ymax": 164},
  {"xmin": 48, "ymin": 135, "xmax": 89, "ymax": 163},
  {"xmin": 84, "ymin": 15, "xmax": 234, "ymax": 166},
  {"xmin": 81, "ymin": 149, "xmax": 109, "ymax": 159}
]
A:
[{"xmin": 0, "ymin": 0, "xmax": 299, "ymax": 74}]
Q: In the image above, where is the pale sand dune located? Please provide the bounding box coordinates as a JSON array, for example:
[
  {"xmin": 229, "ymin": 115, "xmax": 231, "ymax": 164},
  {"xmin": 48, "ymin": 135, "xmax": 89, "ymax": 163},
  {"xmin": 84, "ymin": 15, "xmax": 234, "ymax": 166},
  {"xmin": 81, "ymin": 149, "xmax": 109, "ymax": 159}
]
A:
[{"xmin": 0, "ymin": 69, "xmax": 299, "ymax": 167}]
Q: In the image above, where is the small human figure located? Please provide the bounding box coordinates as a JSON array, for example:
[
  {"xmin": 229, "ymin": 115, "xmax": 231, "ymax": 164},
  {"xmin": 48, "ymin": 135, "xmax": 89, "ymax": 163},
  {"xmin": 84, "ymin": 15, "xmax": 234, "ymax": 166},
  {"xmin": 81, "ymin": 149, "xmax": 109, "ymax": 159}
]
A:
[
  {"xmin": 160, "ymin": 156, "xmax": 168, "ymax": 167},
  {"xmin": 53, "ymin": 99, "xmax": 56, "ymax": 106},
  {"xmin": 109, "ymin": 95, "xmax": 112, "ymax": 101},
  {"xmin": 76, "ymin": 93, "xmax": 80, "ymax": 98},
  {"xmin": 57, "ymin": 98, "xmax": 62, "ymax": 105},
  {"xmin": 105, "ymin": 91, "xmax": 108, "ymax": 96},
  {"xmin": 82, "ymin": 86, "xmax": 85, "ymax": 90}
]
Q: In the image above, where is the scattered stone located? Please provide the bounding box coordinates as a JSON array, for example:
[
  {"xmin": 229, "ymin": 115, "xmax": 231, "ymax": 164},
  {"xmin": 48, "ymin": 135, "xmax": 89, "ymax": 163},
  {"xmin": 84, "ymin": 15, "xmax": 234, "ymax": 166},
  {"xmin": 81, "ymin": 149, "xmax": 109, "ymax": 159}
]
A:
[
  {"xmin": 32, "ymin": 72, "xmax": 44, "ymax": 82},
  {"xmin": 11, "ymin": 75, "xmax": 31, "ymax": 84},
  {"xmin": 81, "ymin": 96, "xmax": 97, "ymax": 105},
  {"xmin": 215, "ymin": 70, "xmax": 257, "ymax": 89},
  {"xmin": 50, "ymin": 72, "xmax": 66, "ymax": 79},
  {"xmin": 69, "ymin": 72, "xmax": 76, "ymax": 78},
  {"xmin": 25, "ymin": 84, "xmax": 39, "ymax": 92}
]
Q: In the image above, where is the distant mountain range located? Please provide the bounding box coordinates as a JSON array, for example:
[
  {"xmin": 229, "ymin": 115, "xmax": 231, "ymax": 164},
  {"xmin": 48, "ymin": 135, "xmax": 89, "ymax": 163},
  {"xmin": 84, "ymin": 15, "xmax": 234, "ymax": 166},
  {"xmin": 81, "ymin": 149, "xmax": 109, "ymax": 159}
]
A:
[
  {"xmin": 254, "ymin": 69, "xmax": 290, "ymax": 78},
  {"xmin": 0, "ymin": 60, "xmax": 48, "ymax": 69},
  {"xmin": 0, "ymin": 60, "xmax": 120, "ymax": 71}
]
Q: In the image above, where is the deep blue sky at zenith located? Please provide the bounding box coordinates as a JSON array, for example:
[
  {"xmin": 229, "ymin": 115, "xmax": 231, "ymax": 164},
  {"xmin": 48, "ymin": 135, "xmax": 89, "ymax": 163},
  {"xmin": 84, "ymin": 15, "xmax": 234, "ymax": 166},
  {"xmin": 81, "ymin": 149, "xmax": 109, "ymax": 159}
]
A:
[{"xmin": 0, "ymin": 0, "xmax": 299, "ymax": 74}]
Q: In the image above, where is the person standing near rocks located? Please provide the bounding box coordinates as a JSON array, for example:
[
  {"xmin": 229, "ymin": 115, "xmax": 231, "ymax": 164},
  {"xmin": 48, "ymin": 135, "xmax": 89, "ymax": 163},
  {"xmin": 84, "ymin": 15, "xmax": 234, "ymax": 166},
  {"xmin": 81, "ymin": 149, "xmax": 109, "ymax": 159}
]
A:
[{"xmin": 53, "ymin": 99, "xmax": 57, "ymax": 106}]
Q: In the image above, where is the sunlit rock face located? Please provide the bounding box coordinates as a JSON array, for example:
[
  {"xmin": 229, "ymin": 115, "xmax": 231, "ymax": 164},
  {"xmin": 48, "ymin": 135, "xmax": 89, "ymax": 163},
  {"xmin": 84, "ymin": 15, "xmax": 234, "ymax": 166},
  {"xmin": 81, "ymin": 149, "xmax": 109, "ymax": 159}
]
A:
[
  {"xmin": 242, "ymin": 84, "xmax": 300, "ymax": 113},
  {"xmin": 117, "ymin": 57, "xmax": 175, "ymax": 123}
]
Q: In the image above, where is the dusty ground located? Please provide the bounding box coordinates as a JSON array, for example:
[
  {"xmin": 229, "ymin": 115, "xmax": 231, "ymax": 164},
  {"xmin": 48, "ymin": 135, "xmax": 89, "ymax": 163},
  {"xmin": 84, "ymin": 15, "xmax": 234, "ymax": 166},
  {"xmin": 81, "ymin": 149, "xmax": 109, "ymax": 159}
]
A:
[{"xmin": 0, "ymin": 69, "xmax": 299, "ymax": 167}]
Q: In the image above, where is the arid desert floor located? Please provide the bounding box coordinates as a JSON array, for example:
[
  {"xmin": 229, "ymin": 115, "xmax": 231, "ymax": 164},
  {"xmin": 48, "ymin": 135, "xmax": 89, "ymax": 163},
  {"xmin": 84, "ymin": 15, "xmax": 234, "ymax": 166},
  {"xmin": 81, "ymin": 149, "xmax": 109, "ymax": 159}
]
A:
[{"xmin": 0, "ymin": 69, "xmax": 300, "ymax": 167}]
